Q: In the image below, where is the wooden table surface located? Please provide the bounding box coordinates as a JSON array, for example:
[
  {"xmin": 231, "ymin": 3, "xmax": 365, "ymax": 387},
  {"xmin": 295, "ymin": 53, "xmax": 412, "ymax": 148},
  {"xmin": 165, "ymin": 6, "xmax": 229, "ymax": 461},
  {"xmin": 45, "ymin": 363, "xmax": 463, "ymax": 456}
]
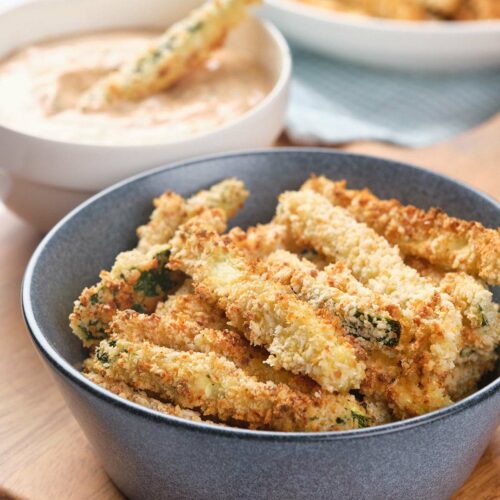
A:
[{"xmin": 1, "ymin": 115, "xmax": 499, "ymax": 500}]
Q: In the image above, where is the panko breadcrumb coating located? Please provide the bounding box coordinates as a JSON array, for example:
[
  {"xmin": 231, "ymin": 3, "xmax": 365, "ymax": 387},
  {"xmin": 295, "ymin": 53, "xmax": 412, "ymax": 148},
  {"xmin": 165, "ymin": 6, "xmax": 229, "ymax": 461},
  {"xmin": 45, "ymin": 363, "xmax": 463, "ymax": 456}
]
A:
[
  {"xmin": 71, "ymin": 180, "xmax": 247, "ymax": 347},
  {"xmin": 84, "ymin": 371, "xmax": 204, "ymax": 422},
  {"xmin": 227, "ymin": 223, "xmax": 295, "ymax": 258},
  {"xmin": 136, "ymin": 192, "xmax": 187, "ymax": 251},
  {"xmin": 406, "ymin": 257, "xmax": 499, "ymax": 400},
  {"xmin": 70, "ymin": 245, "xmax": 184, "ymax": 347},
  {"xmin": 87, "ymin": 337, "xmax": 370, "ymax": 431},
  {"xmin": 263, "ymin": 250, "xmax": 402, "ymax": 347},
  {"xmin": 168, "ymin": 209, "xmax": 365, "ymax": 392},
  {"xmin": 154, "ymin": 286, "xmax": 315, "ymax": 392},
  {"xmin": 111, "ymin": 303, "xmax": 315, "ymax": 393},
  {"xmin": 81, "ymin": 0, "xmax": 260, "ymax": 108},
  {"xmin": 276, "ymin": 190, "xmax": 463, "ymax": 416},
  {"xmin": 303, "ymin": 177, "xmax": 500, "ymax": 285},
  {"xmin": 73, "ymin": 175, "xmax": 498, "ymax": 430},
  {"xmin": 137, "ymin": 178, "xmax": 248, "ymax": 251}
]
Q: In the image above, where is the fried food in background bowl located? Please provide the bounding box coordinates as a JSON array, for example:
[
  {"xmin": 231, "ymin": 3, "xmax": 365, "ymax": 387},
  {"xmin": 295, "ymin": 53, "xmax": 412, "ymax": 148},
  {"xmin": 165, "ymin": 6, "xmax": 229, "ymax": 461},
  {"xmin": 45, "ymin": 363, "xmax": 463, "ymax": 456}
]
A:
[
  {"xmin": 262, "ymin": 0, "xmax": 500, "ymax": 71},
  {"xmin": 23, "ymin": 149, "xmax": 499, "ymax": 499},
  {"xmin": 292, "ymin": 0, "xmax": 500, "ymax": 21}
]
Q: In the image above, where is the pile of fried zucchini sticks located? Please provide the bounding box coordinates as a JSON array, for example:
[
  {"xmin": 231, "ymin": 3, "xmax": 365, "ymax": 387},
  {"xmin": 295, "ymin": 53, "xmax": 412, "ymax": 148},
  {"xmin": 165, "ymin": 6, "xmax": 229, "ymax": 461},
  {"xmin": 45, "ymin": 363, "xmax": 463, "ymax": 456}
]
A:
[{"xmin": 71, "ymin": 175, "xmax": 499, "ymax": 431}]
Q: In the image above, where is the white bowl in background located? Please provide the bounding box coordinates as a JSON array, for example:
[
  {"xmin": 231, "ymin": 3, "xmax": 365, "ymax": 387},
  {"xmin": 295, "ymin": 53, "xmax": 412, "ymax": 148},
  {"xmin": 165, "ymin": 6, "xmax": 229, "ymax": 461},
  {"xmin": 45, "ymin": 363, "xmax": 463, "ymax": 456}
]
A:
[
  {"xmin": 262, "ymin": 0, "xmax": 500, "ymax": 72},
  {"xmin": 0, "ymin": 0, "xmax": 291, "ymax": 231}
]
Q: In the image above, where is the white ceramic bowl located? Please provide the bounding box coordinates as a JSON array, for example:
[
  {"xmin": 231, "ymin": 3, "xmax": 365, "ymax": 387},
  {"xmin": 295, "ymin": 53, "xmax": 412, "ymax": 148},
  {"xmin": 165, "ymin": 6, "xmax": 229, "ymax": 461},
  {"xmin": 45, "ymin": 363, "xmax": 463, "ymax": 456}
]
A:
[
  {"xmin": 262, "ymin": 0, "xmax": 500, "ymax": 72},
  {"xmin": 0, "ymin": 0, "xmax": 291, "ymax": 231}
]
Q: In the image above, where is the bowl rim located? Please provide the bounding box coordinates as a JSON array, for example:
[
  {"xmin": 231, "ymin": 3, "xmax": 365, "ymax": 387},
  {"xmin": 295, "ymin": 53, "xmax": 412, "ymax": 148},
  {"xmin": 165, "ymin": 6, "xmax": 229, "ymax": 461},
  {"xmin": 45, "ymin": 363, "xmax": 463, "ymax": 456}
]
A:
[
  {"xmin": 22, "ymin": 147, "xmax": 500, "ymax": 441},
  {"xmin": 265, "ymin": 0, "xmax": 500, "ymax": 33},
  {"xmin": 0, "ymin": 0, "xmax": 291, "ymax": 149}
]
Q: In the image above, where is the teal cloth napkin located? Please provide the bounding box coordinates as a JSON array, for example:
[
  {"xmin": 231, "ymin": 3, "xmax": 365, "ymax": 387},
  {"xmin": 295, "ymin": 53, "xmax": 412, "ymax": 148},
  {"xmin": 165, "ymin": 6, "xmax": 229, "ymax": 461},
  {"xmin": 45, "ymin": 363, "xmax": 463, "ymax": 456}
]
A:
[{"xmin": 288, "ymin": 45, "xmax": 500, "ymax": 147}]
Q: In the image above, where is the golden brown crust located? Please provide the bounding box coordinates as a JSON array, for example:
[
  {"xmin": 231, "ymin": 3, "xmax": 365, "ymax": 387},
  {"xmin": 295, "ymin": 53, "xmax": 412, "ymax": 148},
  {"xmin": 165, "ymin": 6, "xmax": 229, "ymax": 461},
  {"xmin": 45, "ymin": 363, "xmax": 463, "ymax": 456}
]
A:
[
  {"xmin": 302, "ymin": 176, "xmax": 500, "ymax": 285},
  {"xmin": 71, "ymin": 178, "xmax": 246, "ymax": 347},
  {"xmin": 137, "ymin": 192, "xmax": 187, "ymax": 251},
  {"xmin": 71, "ymin": 175, "xmax": 498, "ymax": 430},
  {"xmin": 276, "ymin": 190, "xmax": 464, "ymax": 416},
  {"xmin": 168, "ymin": 209, "xmax": 365, "ymax": 392},
  {"xmin": 263, "ymin": 250, "xmax": 403, "ymax": 348},
  {"xmin": 69, "ymin": 245, "xmax": 184, "ymax": 347},
  {"xmin": 111, "ymin": 295, "xmax": 315, "ymax": 393},
  {"xmin": 87, "ymin": 337, "xmax": 369, "ymax": 431},
  {"xmin": 84, "ymin": 371, "xmax": 205, "ymax": 421},
  {"xmin": 227, "ymin": 223, "xmax": 295, "ymax": 258},
  {"xmin": 137, "ymin": 178, "xmax": 248, "ymax": 251}
]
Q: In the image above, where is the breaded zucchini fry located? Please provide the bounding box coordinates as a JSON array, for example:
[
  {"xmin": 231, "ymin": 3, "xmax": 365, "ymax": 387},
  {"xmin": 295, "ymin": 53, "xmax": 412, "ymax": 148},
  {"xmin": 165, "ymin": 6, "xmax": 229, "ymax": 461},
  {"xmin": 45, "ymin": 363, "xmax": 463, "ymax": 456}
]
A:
[
  {"xmin": 440, "ymin": 272, "xmax": 499, "ymax": 335},
  {"xmin": 137, "ymin": 178, "xmax": 248, "ymax": 251},
  {"xmin": 227, "ymin": 223, "xmax": 294, "ymax": 258},
  {"xmin": 136, "ymin": 192, "xmax": 187, "ymax": 251},
  {"xmin": 84, "ymin": 371, "xmax": 204, "ymax": 422},
  {"xmin": 157, "ymin": 285, "xmax": 317, "ymax": 392},
  {"xmin": 406, "ymin": 256, "xmax": 499, "ymax": 354},
  {"xmin": 81, "ymin": 0, "xmax": 260, "ymax": 108},
  {"xmin": 168, "ymin": 209, "xmax": 365, "ymax": 392},
  {"xmin": 407, "ymin": 255, "xmax": 499, "ymax": 400},
  {"xmin": 70, "ymin": 245, "xmax": 184, "ymax": 347},
  {"xmin": 423, "ymin": 269, "xmax": 499, "ymax": 400},
  {"xmin": 276, "ymin": 190, "xmax": 462, "ymax": 416},
  {"xmin": 185, "ymin": 178, "xmax": 249, "ymax": 220},
  {"xmin": 263, "ymin": 250, "xmax": 402, "ymax": 347},
  {"xmin": 111, "ymin": 306, "xmax": 315, "ymax": 394},
  {"xmin": 87, "ymin": 337, "xmax": 370, "ymax": 431},
  {"xmin": 155, "ymin": 281, "xmax": 227, "ymax": 327},
  {"xmin": 302, "ymin": 177, "xmax": 500, "ymax": 285},
  {"xmin": 194, "ymin": 328, "xmax": 317, "ymax": 393},
  {"xmin": 71, "ymin": 187, "xmax": 236, "ymax": 347}
]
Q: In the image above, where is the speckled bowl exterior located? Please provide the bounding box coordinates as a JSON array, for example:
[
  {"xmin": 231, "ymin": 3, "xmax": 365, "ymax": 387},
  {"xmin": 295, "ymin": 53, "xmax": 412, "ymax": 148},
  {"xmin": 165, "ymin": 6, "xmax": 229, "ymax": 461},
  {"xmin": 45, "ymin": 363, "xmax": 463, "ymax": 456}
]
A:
[{"xmin": 22, "ymin": 149, "xmax": 500, "ymax": 500}]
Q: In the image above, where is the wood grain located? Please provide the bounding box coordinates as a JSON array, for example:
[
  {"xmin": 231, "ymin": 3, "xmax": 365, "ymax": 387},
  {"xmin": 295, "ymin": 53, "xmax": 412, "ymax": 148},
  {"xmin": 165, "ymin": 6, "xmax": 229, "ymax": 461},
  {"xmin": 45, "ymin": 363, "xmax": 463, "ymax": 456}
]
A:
[{"xmin": 1, "ymin": 115, "xmax": 499, "ymax": 499}]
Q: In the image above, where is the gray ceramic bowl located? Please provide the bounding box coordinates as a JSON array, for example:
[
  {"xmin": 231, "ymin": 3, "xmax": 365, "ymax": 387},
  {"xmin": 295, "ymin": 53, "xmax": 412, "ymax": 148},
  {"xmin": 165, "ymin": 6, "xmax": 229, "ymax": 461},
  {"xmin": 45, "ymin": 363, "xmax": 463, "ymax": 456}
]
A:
[{"xmin": 22, "ymin": 149, "xmax": 499, "ymax": 500}]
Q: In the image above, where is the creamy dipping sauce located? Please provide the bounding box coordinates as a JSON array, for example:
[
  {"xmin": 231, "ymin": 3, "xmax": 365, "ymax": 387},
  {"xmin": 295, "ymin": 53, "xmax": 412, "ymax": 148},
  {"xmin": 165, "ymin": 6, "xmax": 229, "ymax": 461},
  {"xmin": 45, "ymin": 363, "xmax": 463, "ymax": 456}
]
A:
[{"xmin": 0, "ymin": 30, "xmax": 272, "ymax": 145}]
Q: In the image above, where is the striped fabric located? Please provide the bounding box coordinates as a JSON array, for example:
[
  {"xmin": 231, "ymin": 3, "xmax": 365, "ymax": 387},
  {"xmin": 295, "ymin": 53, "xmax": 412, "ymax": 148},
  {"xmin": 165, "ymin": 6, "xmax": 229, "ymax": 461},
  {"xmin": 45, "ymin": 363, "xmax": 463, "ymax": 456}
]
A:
[{"xmin": 287, "ymin": 44, "xmax": 500, "ymax": 146}]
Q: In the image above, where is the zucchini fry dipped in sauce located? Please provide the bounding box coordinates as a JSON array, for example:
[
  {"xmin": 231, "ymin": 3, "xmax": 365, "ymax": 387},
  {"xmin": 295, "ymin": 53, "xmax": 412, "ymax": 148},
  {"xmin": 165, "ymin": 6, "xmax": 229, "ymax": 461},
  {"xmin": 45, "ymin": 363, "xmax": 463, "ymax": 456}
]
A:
[
  {"xmin": 168, "ymin": 209, "xmax": 365, "ymax": 393},
  {"xmin": 137, "ymin": 178, "xmax": 248, "ymax": 251},
  {"xmin": 87, "ymin": 337, "xmax": 370, "ymax": 431},
  {"xmin": 263, "ymin": 250, "xmax": 402, "ymax": 347},
  {"xmin": 81, "ymin": 0, "xmax": 261, "ymax": 109},
  {"xmin": 276, "ymin": 190, "xmax": 463, "ymax": 416},
  {"xmin": 302, "ymin": 176, "xmax": 500, "ymax": 285},
  {"xmin": 84, "ymin": 371, "xmax": 205, "ymax": 422}
]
